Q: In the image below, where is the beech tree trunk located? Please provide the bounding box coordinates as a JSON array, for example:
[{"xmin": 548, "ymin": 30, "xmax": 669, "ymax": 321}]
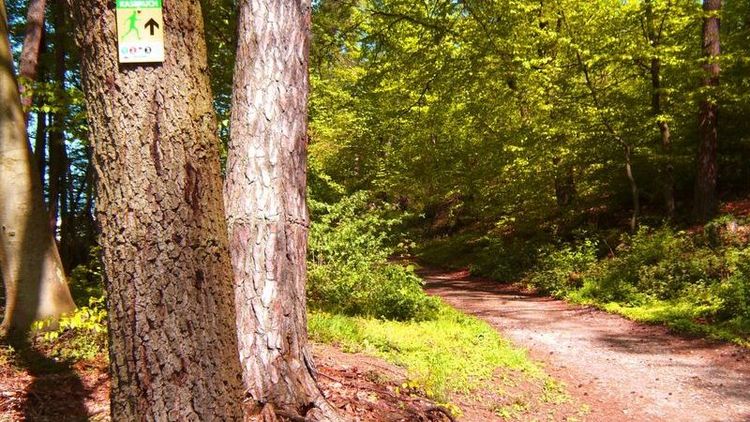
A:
[
  {"xmin": 69, "ymin": 0, "xmax": 245, "ymax": 419},
  {"xmin": 645, "ymin": 0, "xmax": 675, "ymax": 218},
  {"xmin": 0, "ymin": 0, "xmax": 76, "ymax": 341},
  {"xmin": 224, "ymin": 1, "xmax": 341, "ymax": 420},
  {"xmin": 694, "ymin": 0, "xmax": 721, "ymax": 222}
]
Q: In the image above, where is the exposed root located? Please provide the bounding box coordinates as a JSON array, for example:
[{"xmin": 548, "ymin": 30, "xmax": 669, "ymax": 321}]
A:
[
  {"xmin": 274, "ymin": 408, "xmax": 307, "ymax": 422},
  {"xmin": 425, "ymin": 405, "xmax": 457, "ymax": 422}
]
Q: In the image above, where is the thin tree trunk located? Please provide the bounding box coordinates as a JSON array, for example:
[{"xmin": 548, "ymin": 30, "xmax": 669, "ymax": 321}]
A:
[
  {"xmin": 34, "ymin": 109, "xmax": 47, "ymax": 185},
  {"xmin": 625, "ymin": 145, "xmax": 640, "ymax": 232},
  {"xmin": 0, "ymin": 0, "xmax": 76, "ymax": 342},
  {"xmin": 645, "ymin": 0, "xmax": 675, "ymax": 218},
  {"xmin": 562, "ymin": 10, "xmax": 641, "ymax": 230},
  {"xmin": 69, "ymin": 0, "xmax": 245, "ymax": 419},
  {"xmin": 694, "ymin": 0, "xmax": 721, "ymax": 222},
  {"xmin": 31, "ymin": 28, "xmax": 47, "ymax": 186},
  {"xmin": 47, "ymin": 0, "xmax": 68, "ymax": 240},
  {"xmin": 17, "ymin": 0, "xmax": 46, "ymax": 113},
  {"xmin": 552, "ymin": 156, "xmax": 575, "ymax": 208},
  {"xmin": 224, "ymin": 1, "xmax": 341, "ymax": 420}
]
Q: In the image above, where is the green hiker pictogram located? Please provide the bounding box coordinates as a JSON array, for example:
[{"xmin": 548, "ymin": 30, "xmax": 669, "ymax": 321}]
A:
[{"xmin": 121, "ymin": 10, "xmax": 141, "ymax": 40}]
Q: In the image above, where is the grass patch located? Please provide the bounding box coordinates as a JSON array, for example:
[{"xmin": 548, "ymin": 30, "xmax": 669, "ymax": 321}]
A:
[{"xmin": 309, "ymin": 303, "xmax": 545, "ymax": 401}]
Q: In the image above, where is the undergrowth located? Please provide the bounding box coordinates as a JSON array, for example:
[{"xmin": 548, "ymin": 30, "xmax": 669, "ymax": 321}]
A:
[
  {"xmin": 308, "ymin": 192, "xmax": 440, "ymax": 321},
  {"xmin": 420, "ymin": 217, "xmax": 750, "ymax": 346}
]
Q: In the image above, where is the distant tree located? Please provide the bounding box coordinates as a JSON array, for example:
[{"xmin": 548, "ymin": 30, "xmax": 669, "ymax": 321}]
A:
[
  {"xmin": 0, "ymin": 0, "xmax": 76, "ymax": 342},
  {"xmin": 645, "ymin": 0, "xmax": 675, "ymax": 218},
  {"xmin": 694, "ymin": 0, "xmax": 722, "ymax": 222},
  {"xmin": 69, "ymin": 0, "xmax": 245, "ymax": 418},
  {"xmin": 224, "ymin": 0, "xmax": 342, "ymax": 420}
]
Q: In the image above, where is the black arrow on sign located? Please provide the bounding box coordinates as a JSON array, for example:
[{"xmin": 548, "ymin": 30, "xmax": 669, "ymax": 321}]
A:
[{"xmin": 144, "ymin": 18, "xmax": 159, "ymax": 36}]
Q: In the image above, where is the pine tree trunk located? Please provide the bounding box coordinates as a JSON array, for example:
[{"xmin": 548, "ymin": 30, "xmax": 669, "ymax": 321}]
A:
[
  {"xmin": 17, "ymin": 0, "xmax": 46, "ymax": 112},
  {"xmin": 69, "ymin": 0, "xmax": 245, "ymax": 419},
  {"xmin": 0, "ymin": 0, "xmax": 76, "ymax": 341},
  {"xmin": 224, "ymin": 1, "xmax": 341, "ymax": 420},
  {"xmin": 694, "ymin": 0, "xmax": 721, "ymax": 222}
]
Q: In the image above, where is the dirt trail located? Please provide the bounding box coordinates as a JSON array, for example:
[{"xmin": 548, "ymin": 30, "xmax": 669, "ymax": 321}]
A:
[{"xmin": 423, "ymin": 268, "xmax": 750, "ymax": 422}]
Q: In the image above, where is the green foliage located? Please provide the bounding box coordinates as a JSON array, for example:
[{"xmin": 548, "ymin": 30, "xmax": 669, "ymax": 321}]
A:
[
  {"xmin": 522, "ymin": 224, "xmax": 750, "ymax": 344},
  {"xmin": 308, "ymin": 0, "xmax": 745, "ymax": 230},
  {"xmin": 577, "ymin": 228, "xmax": 723, "ymax": 304},
  {"xmin": 529, "ymin": 239, "xmax": 598, "ymax": 297},
  {"xmin": 424, "ymin": 220, "xmax": 750, "ymax": 345},
  {"xmin": 419, "ymin": 231, "xmax": 552, "ymax": 283},
  {"xmin": 34, "ymin": 296, "xmax": 108, "ymax": 361},
  {"xmin": 68, "ymin": 246, "xmax": 105, "ymax": 305},
  {"xmin": 308, "ymin": 192, "xmax": 440, "ymax": 321},
  {"xmin": 716, "ymin": 248, "xmax": 750, "ymax": 320},
  {"xmin": 308, "ymin": 304, "xmax": 547, "ymax": 401}
]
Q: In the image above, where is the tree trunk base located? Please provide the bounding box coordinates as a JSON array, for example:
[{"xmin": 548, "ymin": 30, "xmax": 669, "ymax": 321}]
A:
[{"xmin": 245, "ymin": 400, "xmax": 344, "ymax": 422}]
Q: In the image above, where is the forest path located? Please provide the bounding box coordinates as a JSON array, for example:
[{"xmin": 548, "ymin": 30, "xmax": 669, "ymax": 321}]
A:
[{"xmin": 422, "ymin": 268, "xmax": 750, "ymax": 422}]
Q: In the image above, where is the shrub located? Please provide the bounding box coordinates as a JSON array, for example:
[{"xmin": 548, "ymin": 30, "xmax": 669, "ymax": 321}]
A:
[
  {"xmin": 716, "ymin": 248, "xmax": 750, "ymax": 320},
  {"xmin": 34, "ymin": 296, "xmax": 108, "ymax": 361},
  {"xmin": 572, "ymin": 227, "xmax": 722, "ymax": 304},
  {"xmin": 529, "ymin": 239, "xmax": 598, "ymax": 297},
  {"xmin": 68, "ymin": 246, "xmax": 105, "ymax": 305},
  {"xmin": 308, "ymin": 192, "xmax": 441, "ymax": 321}
]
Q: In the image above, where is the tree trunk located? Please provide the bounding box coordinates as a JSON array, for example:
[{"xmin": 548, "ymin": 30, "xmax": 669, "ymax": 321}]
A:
[
  {"xmin": 694, "ymin": 0, "xmax": 721, "ymax": 222},
  {"xmin": 645, "ymin": 0, "xmax": 675, "ymax": 218},
  {"xmin": 625, "ymin": 145, "xmax": 639, "ymax": 232},
  {"xmin": 224, "ymin": 1, "xmax": 341, "ymax": 420},
  {"xmin": 552, "ymin": 157, "xmax": 575, "ymax": 208},
  {"xmin": 47, "ymin": 0, "xmax": 68, "ymax": 241},
  {"xmin": 33, "ymin": 110, "xmax": 47, "ymax": 185},
  {"xmin": 0, "ymin": 0, "xmax": 76, "ymax": 342},
  {"xmin": 17, "ymin": 0, "xmax": 46, "ymax": 113},
  {"xmin": 69, "ymin": 0, "xmax": 245, "ymax": 419}
]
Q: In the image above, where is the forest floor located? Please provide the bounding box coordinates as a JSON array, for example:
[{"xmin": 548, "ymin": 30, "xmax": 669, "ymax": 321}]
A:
[
  {"xmin": 422, "ymin": 267, "xmax": 750, "ymax": 422},
  {"xmin": 0, "ymin": 339, "xmax": 536, "ymax": 422}
]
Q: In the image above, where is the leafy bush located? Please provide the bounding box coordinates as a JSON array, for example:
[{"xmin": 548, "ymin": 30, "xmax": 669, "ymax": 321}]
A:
[
  {"xmin": 308, "ymin": 192, "xmax": 441, "ymax": 321},
  {"xmin": 716, "ymin": 248, "xmax": 750, "ymax": 320},
  {"xmin": 469, "ymin": 236, "xmax": 542, "ymax": 282},
  {"xmin": 68, "ymin": 246, "xmax": 106, "ymax": 305},
  {"xmin": 34, "ymin": 296, "xmax": 108, "ymax": 361},
  {"xmin": 529, "ymin": 239, "xmax": 598, "ymax": 297},
  {"xmin": 419, "ymin": 232, "xmax": 548, "ymax": 283},
  {"xmin": 524, "ymin": 223, "xmax": 750, "ymax": 343},
  {"xmin": 576, "ymin": 227, "xmax": 731, "ymax": 305}
]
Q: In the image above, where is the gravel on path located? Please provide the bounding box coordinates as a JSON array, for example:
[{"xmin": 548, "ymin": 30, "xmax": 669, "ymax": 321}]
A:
[{"xmin": 423, "ymin": 268, "xmax": 750, "ymax": 422}]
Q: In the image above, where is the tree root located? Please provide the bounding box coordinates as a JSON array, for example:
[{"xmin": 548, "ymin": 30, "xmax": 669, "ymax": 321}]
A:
[{"xmin": 425, "ymin": 405, "xmax": 457, "ymax": 422}]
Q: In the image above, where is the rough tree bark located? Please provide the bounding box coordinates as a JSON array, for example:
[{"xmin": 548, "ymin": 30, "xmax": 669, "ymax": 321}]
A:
[
  {"xmin": 0, "ymin": 0, "xmax": 76, "ymax": 341},
  {"xmin": 224, "ymin": 1, "xmax": 342, "ymax": 420},
  {"xmin": 693, "ymin": 0, "xmax": 721, "ymax": 222},
  {"xmin": 645, "ymin": 0, "xmax": 675, "ymax": 218},
  {"xmin": 69, "ymin": 0, "xmax": 245, "ymax": 419},
  {"xmin": 18, "ymin": 0, "xmax": 46, "ymax": 112}
]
